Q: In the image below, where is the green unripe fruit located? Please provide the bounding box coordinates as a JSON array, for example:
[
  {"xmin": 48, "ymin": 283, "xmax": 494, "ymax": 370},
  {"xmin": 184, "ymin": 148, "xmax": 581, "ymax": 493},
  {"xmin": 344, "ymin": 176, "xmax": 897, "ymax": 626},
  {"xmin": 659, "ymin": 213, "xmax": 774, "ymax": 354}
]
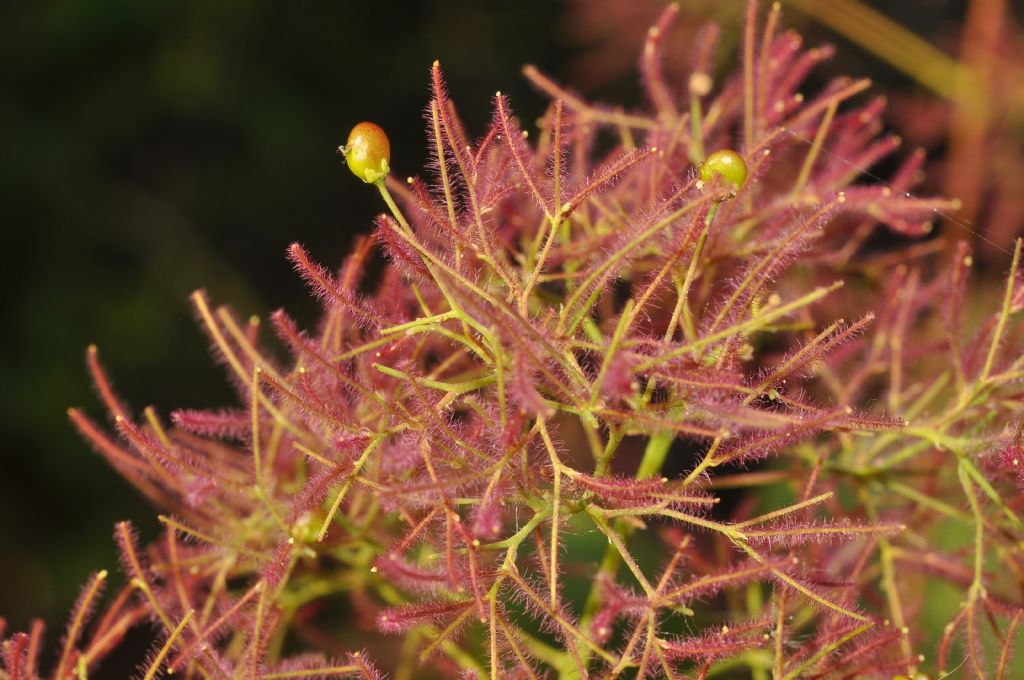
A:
[
  {"xmin": 343, "ymin": 121, "xmax": 390, "ymax": 184},
  {"xmin": 699, "ymin": 149, "xmax": 747, "ymax": 192}
]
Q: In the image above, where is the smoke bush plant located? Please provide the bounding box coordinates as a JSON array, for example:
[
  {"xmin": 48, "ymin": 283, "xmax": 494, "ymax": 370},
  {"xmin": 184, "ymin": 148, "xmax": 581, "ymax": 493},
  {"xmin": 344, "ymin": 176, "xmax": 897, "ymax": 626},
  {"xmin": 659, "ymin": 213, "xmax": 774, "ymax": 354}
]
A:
[{"xmin": 4, "ymin": 2, "xmax": 1024, "ymax": 678}]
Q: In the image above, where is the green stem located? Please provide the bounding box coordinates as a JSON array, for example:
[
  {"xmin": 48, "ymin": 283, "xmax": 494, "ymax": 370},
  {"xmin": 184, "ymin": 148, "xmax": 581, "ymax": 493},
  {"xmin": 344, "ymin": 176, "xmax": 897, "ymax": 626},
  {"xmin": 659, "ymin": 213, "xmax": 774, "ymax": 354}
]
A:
[
  {"xmin": 679, "ymin": 202, "xmax": 719, "ymax": 342},
  {"xmin": 980, "ymin": 238, "xmax": 1022, "ymax": 383},
  {"xmin": 576, "ymin": 430, "xmax": 674, "ymax": 666}
]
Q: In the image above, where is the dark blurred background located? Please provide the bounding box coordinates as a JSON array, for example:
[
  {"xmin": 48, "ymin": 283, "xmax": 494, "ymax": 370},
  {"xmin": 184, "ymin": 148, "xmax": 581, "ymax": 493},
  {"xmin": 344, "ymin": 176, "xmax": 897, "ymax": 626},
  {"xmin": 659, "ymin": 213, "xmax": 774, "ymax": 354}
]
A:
[{"xmin": 0, "ymin": 0, "xmax": 1019, "ymax": 659}]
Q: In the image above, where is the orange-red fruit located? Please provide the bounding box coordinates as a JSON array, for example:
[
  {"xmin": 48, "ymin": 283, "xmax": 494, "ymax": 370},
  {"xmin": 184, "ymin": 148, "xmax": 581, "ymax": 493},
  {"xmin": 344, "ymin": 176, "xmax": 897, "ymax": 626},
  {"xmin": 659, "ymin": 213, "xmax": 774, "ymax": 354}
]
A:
[{"xmin": 343, "ymin": 121, "xmax": 390, "ymax": 183}]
